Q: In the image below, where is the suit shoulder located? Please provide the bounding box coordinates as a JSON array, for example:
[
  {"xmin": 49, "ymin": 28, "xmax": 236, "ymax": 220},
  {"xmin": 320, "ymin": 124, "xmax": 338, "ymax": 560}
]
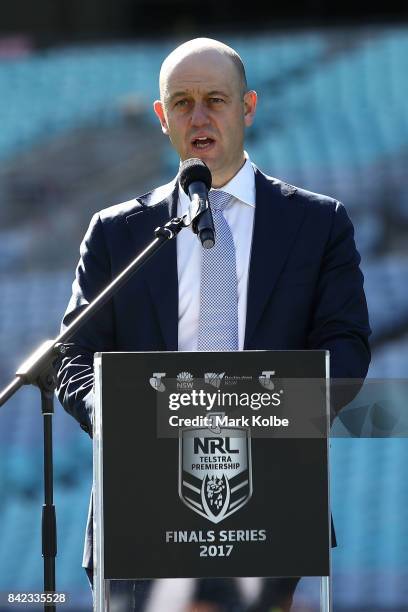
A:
[
  {"xmin": 96, "ymin": 178, "xmax": 177, "ymax": 224},
  {"xmin": 97, "ymin": 198, "xmax": 142, "ymax": 222},
  {"xmin": 293, "ymin": 185, "xmax": 340, "ymax": 211},
  {"xmin": 263, "ymin": 172, "xmax": 338, "ymax": 207}
]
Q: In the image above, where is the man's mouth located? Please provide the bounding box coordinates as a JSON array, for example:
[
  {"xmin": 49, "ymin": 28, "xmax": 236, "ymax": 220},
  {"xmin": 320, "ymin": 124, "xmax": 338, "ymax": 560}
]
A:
[{"xmin": 191, "ymin": 136, "xmax": 215, "ymax": 150}]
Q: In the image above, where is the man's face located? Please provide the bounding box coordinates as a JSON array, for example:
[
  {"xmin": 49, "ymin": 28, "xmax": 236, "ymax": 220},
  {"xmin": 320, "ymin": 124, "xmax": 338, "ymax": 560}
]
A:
[{"xmin": 154, "ymin": 50, "xmax": 257, "ymax": 187}]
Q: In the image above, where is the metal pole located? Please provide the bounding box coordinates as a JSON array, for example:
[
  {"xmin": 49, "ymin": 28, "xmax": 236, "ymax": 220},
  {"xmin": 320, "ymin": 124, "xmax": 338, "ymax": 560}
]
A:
[
  {"xmin": 320, "ymin": 576, "xmax": 332, "ymax": 612},
  {"xmin": 40, "ymin": 373, "xmax": 57, "ymax": 612}
]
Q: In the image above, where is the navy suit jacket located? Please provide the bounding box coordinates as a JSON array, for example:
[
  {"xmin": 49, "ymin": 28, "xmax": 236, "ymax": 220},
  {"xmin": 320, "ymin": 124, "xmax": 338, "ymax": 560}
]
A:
[{"xmin": 57, "ymin": 165, "xmax": 371, "ymax": 568}]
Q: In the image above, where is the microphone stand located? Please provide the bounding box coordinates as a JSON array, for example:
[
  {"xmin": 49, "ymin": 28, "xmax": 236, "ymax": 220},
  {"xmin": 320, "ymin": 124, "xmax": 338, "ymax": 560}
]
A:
[{"xmin": 0, "ymin": 201, "xmax": 211, "ymax": 611}]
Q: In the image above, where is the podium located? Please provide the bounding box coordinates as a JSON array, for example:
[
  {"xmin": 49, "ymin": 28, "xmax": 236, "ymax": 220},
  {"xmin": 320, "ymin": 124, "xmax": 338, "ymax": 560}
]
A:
[{"xmin": 93, "ymin": 350, "xmax": 332, "ymax": 611}]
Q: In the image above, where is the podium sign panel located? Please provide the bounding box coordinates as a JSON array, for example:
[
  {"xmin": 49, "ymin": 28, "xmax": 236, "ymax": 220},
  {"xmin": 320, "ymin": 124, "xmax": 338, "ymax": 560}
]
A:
[{"xmin": 94, "ymin": 350, "xmax": 330, "ymax": 585}]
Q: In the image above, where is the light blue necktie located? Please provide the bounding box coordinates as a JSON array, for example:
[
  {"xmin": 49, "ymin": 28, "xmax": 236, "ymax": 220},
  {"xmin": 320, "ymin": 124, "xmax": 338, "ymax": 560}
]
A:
[{"xmin": 197, "ymin": 191, "xmax": 239, "ymax": 351}]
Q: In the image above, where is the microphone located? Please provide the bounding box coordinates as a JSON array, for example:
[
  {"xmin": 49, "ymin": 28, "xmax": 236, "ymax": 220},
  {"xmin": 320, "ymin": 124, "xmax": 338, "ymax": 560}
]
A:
[{"xmin": 179, "ymin": 158, "xmax": 215, "ymax": 249}]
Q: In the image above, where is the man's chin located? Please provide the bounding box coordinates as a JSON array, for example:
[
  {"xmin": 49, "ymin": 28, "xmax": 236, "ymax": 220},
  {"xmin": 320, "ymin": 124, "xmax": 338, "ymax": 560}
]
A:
[{"xmin": 183, "ymin": 147, "xmax": 218, "ymax": 166}]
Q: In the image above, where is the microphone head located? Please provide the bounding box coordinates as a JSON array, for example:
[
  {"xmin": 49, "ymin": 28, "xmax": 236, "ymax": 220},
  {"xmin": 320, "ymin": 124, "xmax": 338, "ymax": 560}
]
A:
[{"xmin": 179, "ymin": 158, "xmax": 212, "ymax": 194}]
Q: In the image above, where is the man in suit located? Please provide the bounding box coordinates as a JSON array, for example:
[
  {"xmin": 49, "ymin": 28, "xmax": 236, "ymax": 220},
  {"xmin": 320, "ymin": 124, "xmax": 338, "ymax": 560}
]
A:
[{"xmin": 57, "ymin": 38, "xmax": 371, "ymax": 611}]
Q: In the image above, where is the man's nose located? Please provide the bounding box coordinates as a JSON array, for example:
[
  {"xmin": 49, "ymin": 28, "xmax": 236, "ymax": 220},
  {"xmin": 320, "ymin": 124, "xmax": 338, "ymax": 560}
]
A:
[{"xmin": 190, "ymin": 103, "xmax": 209, "ymax": 126}]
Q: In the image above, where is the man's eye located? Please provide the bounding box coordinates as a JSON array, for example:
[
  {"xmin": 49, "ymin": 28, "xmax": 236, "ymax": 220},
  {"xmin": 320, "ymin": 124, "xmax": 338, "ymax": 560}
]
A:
[
  {"xmin": 174, "ymin": 99, "xmax": 188, "ymax": 108},
  {"xmin": 209, "ymin": 98, "xmax": 224, "ymax": 104}
]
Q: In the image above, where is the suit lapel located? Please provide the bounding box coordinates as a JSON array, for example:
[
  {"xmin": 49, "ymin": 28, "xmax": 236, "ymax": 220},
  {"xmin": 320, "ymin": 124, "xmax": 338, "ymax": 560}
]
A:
[
  {"xmin": 244, "ymin": 169, "xmax": 308, "ymax": 347},
  {"xmin": 126, "ymin": 182, "xmax": 179, "ymax": 350}
]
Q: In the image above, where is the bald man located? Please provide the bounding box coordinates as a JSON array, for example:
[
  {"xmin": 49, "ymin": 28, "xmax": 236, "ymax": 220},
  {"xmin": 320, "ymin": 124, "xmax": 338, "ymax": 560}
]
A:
[
  {"xmin": 57, "ymin": 38, "xmax": 371, "ymax": 611},
  {"xmin": 153, "ymin": 38, "xmax": 257, "ymax": 189}
]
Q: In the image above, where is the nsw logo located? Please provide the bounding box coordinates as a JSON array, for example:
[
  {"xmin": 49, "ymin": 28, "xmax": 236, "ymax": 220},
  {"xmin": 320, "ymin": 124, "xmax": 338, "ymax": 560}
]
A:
[
  {"xmin": 177, "ymin": 371, "xmax": 194, "ymax": 389},
  {"xmin": 149, "ymin": 372, "xmax": 166, "ymax": 392},
  {"xmin": 204, "ymin": 372, "xmax": 225, "ymax": 389},
  {"xmin": 179, "ymin": 428, "xmax": 252, "ymax": 524}
]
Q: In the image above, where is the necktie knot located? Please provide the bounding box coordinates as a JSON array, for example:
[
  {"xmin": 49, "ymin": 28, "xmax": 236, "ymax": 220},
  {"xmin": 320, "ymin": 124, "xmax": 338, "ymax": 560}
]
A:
[{"xmin": 209, "ymin": 190, "xmax": 232, "ymax": 212}]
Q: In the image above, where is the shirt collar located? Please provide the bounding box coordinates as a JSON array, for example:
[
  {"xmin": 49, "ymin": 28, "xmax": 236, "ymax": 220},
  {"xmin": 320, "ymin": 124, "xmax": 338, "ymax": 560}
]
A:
[{"xmin": 178, "ymin": 153, "xmax": 255, "ymax": 214}]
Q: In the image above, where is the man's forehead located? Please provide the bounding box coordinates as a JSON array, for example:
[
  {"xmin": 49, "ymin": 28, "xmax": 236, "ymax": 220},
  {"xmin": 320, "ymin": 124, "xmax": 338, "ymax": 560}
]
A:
[
  {"xmin": 160, "ymin": 50, "xmax": 239, "ymax": 95},
  {"xmin": 165, "ymin": 73, "xmax": 233, "ymax": 94}
]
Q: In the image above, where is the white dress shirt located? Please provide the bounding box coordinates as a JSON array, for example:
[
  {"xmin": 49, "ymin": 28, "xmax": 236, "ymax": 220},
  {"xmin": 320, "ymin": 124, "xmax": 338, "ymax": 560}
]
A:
[{"xmin": 177, "ymin": 156, "xmax": 256, "ymax": 351}]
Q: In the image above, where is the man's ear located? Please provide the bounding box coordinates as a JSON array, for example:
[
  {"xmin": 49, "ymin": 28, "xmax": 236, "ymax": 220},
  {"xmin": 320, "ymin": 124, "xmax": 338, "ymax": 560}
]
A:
[
  {"xmin": 243, "ymin": 90, "xmax": 257, "ymax": 127},
  {"xmin": 153, "ymin": 100, "xmax": 169, "ymax": 135}
]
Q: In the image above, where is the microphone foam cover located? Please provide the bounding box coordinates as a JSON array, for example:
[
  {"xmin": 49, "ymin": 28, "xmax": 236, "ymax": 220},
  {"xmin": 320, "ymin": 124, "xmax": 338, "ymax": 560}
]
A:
[{"xmin": 179, "ymin": 158, "xmax": 212, "ymax": 194}]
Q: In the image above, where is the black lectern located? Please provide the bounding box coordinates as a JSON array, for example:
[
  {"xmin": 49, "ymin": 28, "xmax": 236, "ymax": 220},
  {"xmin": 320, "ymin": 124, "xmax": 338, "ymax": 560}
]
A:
[{"xmin": 93, "ymin": 350, "xmax": 331, "ymax": 611}]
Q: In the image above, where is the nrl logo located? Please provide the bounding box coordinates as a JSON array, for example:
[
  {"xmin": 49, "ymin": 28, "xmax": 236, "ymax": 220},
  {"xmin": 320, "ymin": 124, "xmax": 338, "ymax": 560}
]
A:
[{"xmin": 179, "ymin": 427, "xmax": 252, "ymax": 524}]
